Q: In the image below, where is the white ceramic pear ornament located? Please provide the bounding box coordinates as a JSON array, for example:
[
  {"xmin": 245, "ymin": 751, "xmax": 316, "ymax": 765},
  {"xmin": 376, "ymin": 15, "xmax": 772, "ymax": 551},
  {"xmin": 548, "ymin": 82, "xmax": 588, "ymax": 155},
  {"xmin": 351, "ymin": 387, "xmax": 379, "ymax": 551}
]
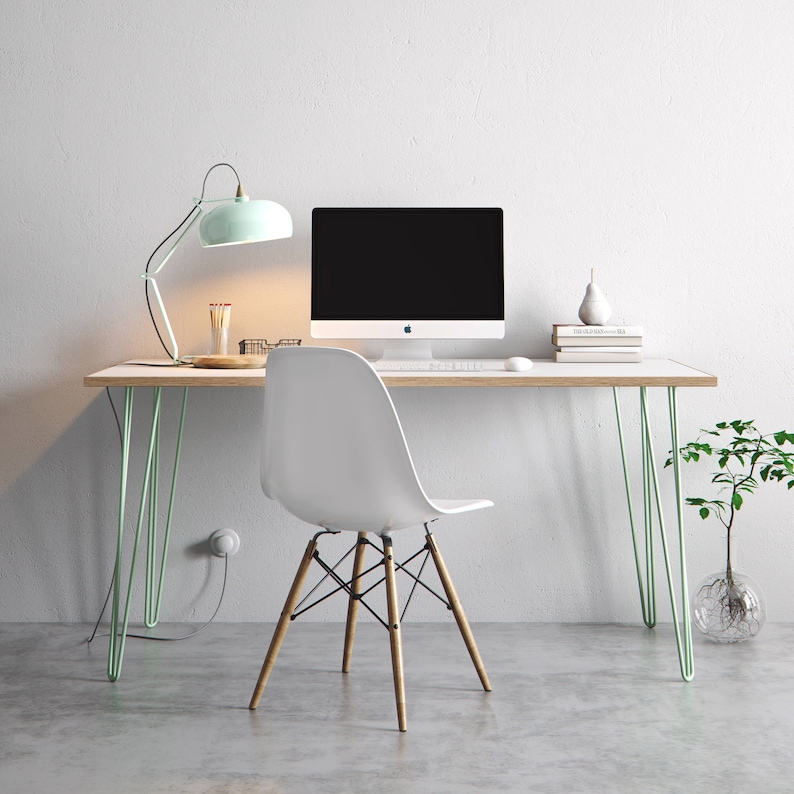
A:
[{"xmin": 577, "ymin": 269, "xmax": 612, "ymax": 325}]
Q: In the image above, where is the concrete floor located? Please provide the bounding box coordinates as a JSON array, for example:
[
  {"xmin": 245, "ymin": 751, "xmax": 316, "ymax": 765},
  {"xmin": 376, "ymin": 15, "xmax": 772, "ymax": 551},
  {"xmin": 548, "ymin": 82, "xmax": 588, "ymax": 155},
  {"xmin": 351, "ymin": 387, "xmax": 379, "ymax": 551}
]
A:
[{"xmin": 2, "ymin": 620, "xmax": 793, "ymax": 793}]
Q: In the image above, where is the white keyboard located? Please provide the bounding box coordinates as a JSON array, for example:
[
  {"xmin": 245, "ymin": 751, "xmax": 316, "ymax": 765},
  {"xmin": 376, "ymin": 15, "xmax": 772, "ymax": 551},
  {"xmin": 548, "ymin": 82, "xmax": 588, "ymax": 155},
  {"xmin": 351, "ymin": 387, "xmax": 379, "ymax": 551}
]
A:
[{"xmin": 372, "ymin": 360, "xmax": 483, "ymax": 372}]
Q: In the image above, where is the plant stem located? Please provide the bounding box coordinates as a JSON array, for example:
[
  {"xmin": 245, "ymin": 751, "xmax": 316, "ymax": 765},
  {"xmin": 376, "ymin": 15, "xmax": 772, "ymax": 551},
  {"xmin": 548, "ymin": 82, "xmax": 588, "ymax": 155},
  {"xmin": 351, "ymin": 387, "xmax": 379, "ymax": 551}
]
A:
[{"xmin": 726, "ymin": 525, "xmax": 733, "ymax": 584}]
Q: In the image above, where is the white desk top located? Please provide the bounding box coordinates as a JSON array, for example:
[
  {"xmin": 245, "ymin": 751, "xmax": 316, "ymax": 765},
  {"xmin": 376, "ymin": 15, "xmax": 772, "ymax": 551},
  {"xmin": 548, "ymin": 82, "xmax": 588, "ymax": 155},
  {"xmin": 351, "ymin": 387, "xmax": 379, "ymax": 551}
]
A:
[{"xmin": 84, "ymin": 359, "xmax": 717, "ymax": 389}]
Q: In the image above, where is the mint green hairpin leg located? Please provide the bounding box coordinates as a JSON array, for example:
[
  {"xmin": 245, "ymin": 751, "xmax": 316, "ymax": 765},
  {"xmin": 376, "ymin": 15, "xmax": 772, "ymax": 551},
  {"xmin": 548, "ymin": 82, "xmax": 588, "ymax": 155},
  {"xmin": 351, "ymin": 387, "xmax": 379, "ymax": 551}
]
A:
[
  {"xmin": 108, "ymin": 386, "xmax": 135, "ymax": 681},
  {"xmin": 107, "ymin": 386, "xmax": 189, "ymax": 681},
  {"xmin": 613, "ymin": 386, "xmax": 694, "ymax": 681},
  {"xmin": 666, "ymin": 386, "xmax": 694, "ymax": 680},
  {"xmin": 613, "ymin": 387, "xmax": 656, "ymax": 627},
  {"xmin": 108, "ymin": 387, "xmax": 162, "ymax": 681},
  {"xmin": 145, "ymin": 387, "xmax": 188, "ymax": 628},
  {"xmin": 638, "ymin": 386, "xmax": 694, "ymax": 682},
  {"xmin": 144, "ymin": 397, "xmax": 161, "ymax": 627}
]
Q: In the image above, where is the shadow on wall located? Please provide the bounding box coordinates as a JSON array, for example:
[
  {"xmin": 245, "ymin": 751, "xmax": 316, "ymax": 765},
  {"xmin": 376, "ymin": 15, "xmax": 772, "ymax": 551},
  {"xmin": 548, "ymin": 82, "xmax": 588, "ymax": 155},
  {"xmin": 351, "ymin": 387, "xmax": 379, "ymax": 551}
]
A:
[
  {"xmin": 0, "ymin": 375, "xmax": 265, "ymax": 623},
  {"xmin": 1, "ymin": 385, "xmax": 125, "ymax": 620}
]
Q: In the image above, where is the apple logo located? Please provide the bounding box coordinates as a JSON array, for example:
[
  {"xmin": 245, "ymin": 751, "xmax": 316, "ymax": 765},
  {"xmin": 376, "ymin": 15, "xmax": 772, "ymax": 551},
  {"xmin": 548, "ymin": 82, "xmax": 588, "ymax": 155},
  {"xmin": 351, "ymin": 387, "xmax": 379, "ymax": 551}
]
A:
[{"xmin": 404, "ymin": 324, "xmax": 412, "ymax": 334}]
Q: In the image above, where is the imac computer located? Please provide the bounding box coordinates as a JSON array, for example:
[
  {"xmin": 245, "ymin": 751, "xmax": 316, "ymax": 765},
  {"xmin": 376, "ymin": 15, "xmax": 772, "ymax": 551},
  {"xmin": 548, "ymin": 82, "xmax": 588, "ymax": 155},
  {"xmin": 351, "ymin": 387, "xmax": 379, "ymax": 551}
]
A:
[{"xmin": 311, "ymin": 207, "xmax": 505, "ymax": 368}]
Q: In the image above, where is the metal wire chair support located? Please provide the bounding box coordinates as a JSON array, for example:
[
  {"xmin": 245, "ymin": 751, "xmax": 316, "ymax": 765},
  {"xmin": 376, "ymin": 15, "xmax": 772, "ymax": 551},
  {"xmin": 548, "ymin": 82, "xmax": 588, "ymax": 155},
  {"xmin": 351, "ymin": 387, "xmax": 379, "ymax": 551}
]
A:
[
  {"xmin": 297, "ymin": 543, "xmax": 390, "ymax": 628},
  {"xmin": 398, "ymin": 542, "xmax": 433, "ymax": 622},
  {"xmin": 288, "ymin": 532, "xmax": 453, "ymax": 629}
]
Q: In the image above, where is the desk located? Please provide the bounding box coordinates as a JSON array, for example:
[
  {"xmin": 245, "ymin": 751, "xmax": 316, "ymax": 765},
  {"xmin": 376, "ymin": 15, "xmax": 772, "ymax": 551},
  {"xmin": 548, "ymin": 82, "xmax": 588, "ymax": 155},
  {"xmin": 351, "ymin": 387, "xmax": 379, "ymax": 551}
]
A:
[{"xmin": 84, "ymin": 358, "xmax": 717, "ymax": 682}]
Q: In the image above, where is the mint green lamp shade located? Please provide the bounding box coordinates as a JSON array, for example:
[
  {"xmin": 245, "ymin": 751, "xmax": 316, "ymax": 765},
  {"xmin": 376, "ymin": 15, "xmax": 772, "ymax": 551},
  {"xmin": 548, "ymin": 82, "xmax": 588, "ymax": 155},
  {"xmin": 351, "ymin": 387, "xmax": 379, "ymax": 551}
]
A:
[{"xmin": 199, "ymin": 196, "xmax": 293, "ymax": 247}]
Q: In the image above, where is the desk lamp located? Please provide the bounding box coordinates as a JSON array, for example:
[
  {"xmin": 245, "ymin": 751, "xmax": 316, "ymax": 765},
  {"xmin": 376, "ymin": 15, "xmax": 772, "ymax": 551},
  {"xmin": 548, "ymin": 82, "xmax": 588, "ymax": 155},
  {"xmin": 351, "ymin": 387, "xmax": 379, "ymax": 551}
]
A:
[{"xmin": 142, "ymin": 162, "xmax": 292, "ymax": 364}]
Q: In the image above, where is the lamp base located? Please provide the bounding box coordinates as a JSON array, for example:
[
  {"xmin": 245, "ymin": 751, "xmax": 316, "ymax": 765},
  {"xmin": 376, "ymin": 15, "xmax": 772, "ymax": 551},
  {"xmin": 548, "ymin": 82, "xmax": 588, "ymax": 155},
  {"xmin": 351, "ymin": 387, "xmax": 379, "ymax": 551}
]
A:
[{"xmin": 190, "ymin": 355, "xmax": 267, "ymax": 369}]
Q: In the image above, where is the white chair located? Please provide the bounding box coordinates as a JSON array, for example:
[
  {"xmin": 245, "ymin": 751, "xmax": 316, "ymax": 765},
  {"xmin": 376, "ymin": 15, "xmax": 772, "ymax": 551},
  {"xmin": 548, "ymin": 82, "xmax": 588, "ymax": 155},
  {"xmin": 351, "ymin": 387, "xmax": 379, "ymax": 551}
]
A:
[{"xmin": 248, "ymin": 346, "xmax": 493, "ymax": 731}]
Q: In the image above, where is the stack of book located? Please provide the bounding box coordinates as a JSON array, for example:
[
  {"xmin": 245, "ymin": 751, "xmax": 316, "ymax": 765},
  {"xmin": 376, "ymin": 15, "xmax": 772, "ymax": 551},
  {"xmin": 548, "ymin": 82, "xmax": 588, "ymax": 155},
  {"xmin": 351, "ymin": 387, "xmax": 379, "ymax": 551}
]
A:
[{"xmin": 552, "ymin": 324, "xmax": 643, "ymax": 363}]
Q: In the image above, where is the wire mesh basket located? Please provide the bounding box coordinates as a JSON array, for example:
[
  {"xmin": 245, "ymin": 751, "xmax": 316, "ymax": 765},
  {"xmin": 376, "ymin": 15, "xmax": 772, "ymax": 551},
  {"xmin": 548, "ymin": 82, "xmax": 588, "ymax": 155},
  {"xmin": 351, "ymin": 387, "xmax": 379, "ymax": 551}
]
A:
[{"xmin": 238, "ymin": 338, "xmax": 302, "ymax": 355}]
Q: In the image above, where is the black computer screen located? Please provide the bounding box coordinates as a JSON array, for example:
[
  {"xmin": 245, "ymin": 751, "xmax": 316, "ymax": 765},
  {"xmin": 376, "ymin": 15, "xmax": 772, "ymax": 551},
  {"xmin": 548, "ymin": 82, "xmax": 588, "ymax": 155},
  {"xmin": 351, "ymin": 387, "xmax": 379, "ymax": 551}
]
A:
[{"xmin": 311, "ymin": 208, "xmax": 504, "ymax": 321}]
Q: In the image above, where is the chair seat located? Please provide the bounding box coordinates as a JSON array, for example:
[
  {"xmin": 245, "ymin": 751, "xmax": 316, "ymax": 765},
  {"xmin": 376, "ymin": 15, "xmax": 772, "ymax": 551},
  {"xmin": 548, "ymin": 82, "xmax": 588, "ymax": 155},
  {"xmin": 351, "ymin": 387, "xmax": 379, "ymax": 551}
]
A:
[
  {"xmin": 429, "ymin": 498, "xmax": 495, "ymax": 514},
  {"xmin": 319, "ymin": 498, "xmax": 494, "ymax": 535}
]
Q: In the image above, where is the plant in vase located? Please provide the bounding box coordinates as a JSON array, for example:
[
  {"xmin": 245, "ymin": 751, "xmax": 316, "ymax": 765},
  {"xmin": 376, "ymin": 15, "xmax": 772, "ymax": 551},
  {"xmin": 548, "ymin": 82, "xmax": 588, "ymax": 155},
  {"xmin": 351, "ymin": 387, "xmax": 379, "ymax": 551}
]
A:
[{"xmin": 666, "ymin": 420, "xmax": 794, "ymax": 642}]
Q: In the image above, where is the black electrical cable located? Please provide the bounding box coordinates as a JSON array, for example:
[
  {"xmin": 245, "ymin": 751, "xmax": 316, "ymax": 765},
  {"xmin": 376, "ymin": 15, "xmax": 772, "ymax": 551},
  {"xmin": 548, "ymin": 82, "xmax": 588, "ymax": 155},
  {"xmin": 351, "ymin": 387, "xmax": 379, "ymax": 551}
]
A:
[
  {"xmin": 144, "ymin": 204, "xmax": 198, "ymax": 360},
  {"xmin": 144, "ymin": 162, "xmax": 242, "ymax": 361},
  {"xmin": 122, "ymin": 553, "xmax": 229, "ymax": 642},
  {"xmin": 87, "ymin": 385, "xmax": 231, "ymax": 645},
  {"xmin": 88, "ymin": 554, "xmax": 229, "ymax": 644}
]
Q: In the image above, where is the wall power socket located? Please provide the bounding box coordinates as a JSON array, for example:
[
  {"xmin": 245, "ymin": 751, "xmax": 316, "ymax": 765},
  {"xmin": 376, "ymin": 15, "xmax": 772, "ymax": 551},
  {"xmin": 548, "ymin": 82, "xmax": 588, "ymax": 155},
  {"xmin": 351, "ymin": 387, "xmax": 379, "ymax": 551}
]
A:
[{"xmin": 210, "ymin": 528, "xmax": 240, "ymax": 557}]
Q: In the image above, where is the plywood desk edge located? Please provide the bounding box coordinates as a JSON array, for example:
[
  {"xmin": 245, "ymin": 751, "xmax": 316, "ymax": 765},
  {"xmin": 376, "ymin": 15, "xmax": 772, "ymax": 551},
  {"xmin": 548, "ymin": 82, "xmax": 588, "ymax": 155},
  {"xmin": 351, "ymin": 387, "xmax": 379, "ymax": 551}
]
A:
[
  {"xmin": 383, "ymin": 361, "xmax": 718, "ymax": 387},
  {"xmin": 83, "ymin": 370, "xmax": 267, "ymax": 387},
  {"xmin": 84, "ymin": 359, "xmax": 718, "ymax": 389}
]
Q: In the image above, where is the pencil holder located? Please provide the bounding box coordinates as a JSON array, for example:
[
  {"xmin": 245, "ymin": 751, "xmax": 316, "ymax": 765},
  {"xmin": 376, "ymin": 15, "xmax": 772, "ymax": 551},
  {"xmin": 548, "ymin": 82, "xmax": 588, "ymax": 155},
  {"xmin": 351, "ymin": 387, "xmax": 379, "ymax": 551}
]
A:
[{"xmin": 209, "ymin": 327, "xmax": 230, "ymax": 355}]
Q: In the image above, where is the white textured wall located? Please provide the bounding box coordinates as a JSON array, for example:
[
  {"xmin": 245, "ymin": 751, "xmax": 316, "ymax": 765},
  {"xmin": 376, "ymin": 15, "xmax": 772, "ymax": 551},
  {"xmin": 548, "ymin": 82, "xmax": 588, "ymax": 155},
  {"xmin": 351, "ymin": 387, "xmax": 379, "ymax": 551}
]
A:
[{"xmin": 2, "ymin": 1, "xmax": 793, "ymax": 625}]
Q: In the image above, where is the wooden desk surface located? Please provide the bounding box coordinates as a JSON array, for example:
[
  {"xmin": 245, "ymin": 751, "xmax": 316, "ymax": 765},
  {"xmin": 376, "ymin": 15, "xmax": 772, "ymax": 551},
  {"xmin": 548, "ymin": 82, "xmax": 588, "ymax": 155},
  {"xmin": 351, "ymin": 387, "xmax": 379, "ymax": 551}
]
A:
[{"xmin": 84, "ymin": 358, "xmax": 718, "ymax": 388}]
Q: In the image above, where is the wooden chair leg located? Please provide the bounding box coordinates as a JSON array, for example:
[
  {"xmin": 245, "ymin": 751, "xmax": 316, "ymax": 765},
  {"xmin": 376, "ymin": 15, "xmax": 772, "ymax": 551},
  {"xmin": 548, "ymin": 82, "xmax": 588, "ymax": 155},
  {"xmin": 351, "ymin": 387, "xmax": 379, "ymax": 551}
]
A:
[
  {"xmin": 249, "ymin": 537, "xmax": 318, "ymax": 710},
  {"xmin": 382, "ymin": 535, "xmax": 407, "ymax": 731},
  {"xmin": 342, "ymin": 532, "xmax": 368, "ymax": 673},
  {"xmin": 426, "ymin": 532, "xmax": 492, "ymax": 692}
]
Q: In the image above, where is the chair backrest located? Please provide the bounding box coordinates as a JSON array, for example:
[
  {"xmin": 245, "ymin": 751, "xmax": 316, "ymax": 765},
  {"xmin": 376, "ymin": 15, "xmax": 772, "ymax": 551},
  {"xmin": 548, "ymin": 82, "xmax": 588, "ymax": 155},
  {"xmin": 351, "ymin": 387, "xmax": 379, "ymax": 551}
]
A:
[{"xmin": 261, "ymin": 346, "xmax": 436, "ymax": 534}]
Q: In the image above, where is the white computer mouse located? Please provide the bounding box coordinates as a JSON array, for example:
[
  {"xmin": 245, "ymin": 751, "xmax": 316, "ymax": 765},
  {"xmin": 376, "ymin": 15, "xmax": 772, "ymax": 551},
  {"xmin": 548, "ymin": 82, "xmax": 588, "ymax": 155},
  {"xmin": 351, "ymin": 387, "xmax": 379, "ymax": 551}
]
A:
[{"xmin": 504, "ymin": 356, "xmax": 533, "ymax": 372}]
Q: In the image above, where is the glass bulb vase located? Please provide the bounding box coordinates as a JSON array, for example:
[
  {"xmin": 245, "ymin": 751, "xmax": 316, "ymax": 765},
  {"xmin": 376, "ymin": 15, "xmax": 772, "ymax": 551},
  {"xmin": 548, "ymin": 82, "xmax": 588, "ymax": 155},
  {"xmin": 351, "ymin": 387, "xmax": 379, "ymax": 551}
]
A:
[{"xmin": 691, "ymin": 567, "xmax": 766, "ymax": 643}]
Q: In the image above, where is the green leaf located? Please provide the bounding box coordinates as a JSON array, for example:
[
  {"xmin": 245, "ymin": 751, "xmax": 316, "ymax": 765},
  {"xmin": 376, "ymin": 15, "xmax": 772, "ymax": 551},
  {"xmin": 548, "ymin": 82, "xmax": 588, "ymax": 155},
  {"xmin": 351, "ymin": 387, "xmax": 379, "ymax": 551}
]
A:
[
  {"xmin": 760, "ymin": 465, "xmax": 771, "ymax": 481},
  {"xmin": 675, "ymin": 422, "xmax": 794, "ymax": 515}
]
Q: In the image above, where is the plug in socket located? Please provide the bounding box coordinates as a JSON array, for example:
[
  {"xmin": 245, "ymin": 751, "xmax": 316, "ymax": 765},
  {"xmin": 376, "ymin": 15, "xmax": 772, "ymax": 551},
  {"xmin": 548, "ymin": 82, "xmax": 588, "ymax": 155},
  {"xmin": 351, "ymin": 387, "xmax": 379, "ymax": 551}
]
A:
[{"xmin": 210, "ymin": 528, "xmax": 240, "ymax": 557}]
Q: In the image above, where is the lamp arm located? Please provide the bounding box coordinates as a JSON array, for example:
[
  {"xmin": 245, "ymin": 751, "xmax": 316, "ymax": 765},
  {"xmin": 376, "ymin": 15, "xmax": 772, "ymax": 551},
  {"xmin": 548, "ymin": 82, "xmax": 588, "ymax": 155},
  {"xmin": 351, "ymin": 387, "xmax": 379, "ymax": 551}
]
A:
[
  {"xmin": 148, "ymin": 201, "xmax": 204, "ymax": 277},
  {"xmin": 145, "ymin": 277, "xmax": 180, "ymax": 364},
  {"xmin": 140, "ymin": 201, "xmax": 205, "ymax": 364},
  {"xmin": 140, "ymin": 189, "xmax": 244, "ymax": 364}
]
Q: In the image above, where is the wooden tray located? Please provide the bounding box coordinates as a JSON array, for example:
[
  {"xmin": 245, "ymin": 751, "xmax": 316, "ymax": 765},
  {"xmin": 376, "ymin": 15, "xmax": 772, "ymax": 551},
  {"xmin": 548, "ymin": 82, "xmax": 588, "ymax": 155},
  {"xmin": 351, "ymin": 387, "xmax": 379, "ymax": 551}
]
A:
[{"xmin": 190, "ymin": 355, "xmax": 267, "ymax": 369}]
